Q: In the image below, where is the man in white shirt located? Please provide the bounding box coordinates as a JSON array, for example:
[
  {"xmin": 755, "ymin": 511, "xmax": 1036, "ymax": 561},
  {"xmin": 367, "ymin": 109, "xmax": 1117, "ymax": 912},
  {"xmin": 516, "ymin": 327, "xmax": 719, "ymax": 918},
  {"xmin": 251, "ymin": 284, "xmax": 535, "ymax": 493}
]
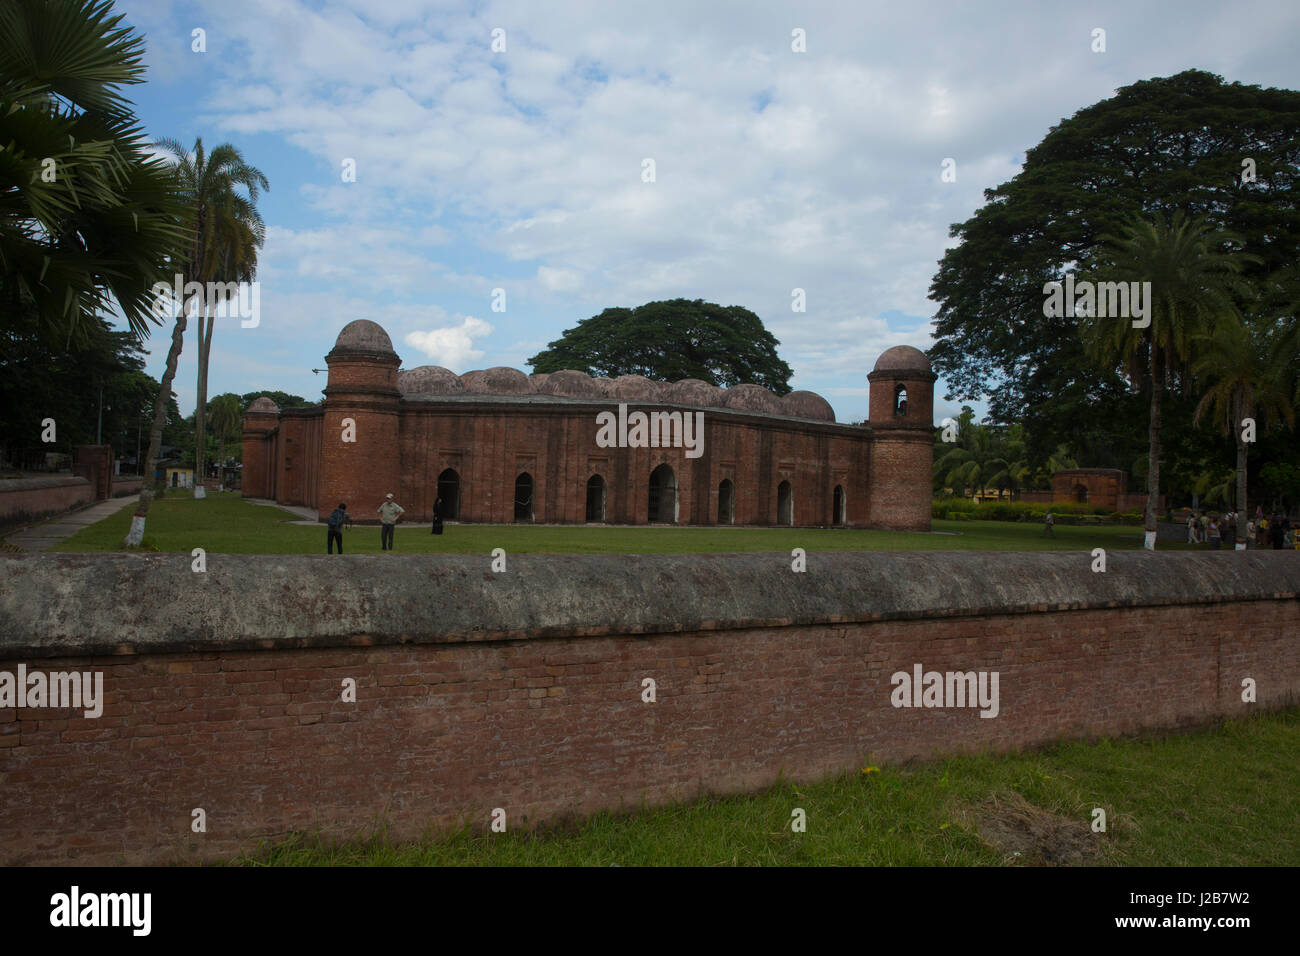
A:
[{"xmin": 377, "ymin": 493, "xmax": 405, "ymax": 550}]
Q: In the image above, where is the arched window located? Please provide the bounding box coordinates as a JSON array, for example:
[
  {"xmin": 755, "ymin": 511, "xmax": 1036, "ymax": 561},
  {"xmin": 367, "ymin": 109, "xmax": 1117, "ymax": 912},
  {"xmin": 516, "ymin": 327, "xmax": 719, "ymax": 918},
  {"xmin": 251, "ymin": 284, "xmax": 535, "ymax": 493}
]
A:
[
  {"xmin": 1074, "ymin": 484, "xmax": 1089, "ymax": 504},
  {"xmin": 833, "ymin": 485, "xmax": 845, "ymax": 526},
  {"xmin": 436, "ymin": 468, "xmax": 461, "ymax": 519},
  {"xmin": 586, "ymin": 474, "xmax": 606, "ymax": 522},
  {"xmin": 717, "ymin": 479, "xmax": 735, "ymax": 525},
  {"xmin": 648, "ymin": 464, "xmax": 678, "ymax": 523},
  {"xmin": 894, "ymin": 384, "xmax": 908, "ymax": 417},
  {"xmin": 514, "ymin": 472, "xmax": 534, "ymax": 522},
  {"xmin": 777, "ymin": 480, "xmax": 793, "ymax": 526}
]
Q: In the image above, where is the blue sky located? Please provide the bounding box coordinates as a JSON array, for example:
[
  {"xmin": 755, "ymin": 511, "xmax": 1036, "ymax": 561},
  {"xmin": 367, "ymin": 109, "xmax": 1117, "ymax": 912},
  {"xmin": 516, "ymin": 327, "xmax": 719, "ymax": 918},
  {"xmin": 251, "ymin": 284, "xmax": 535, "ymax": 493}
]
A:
[{"xmin": 114, "ymin": 0, "xmax": 1300, "ymax": 425}]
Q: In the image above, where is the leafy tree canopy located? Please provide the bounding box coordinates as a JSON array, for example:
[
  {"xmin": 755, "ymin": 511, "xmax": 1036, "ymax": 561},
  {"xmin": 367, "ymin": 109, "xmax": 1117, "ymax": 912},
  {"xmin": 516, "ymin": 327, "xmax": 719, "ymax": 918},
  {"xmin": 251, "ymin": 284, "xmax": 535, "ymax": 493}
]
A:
[
  {"xmin": 239, "ymin": 390, "xmax": 314, "ymax": 410},
  {"xmin": 929, "ymin": 69, "xmax": 1300, "ymax": 467},
  {"xmin": 527, "ymin": 298, "xmax": 794, "ymax": 394}
]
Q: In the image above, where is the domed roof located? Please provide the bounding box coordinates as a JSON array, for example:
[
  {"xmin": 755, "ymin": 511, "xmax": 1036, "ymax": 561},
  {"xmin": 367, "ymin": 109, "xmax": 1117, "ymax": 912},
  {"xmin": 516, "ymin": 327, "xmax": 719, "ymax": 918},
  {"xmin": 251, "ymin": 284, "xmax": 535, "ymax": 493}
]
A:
[
  {"xmin": 333, "ymin": 319, "xmax": 395, "ymax": 354},
  {"xmin": 538, "ymin": 369, "xmax": 605, "ymax": 398},
  {"xmin": 873, "ymin": 345, "xmax": 931, "ymax": 372},
  {"xmin": 399, "ymin": 365, "xmax": 465, "ymax": 395},
  {"xmin": 246, "ymin": 396, "xmax": 279, "ymax": 413},
  {"xmin": 723, "ymin": 383, "xmax": 783, "ymax": 415},
  {"xmin": 609, "ymin": 375, "xmax": 669, "ymax": 402},
  {"xmin": 462, "ymin": 366, "xmax": 534, "ymax": 394},
  {"xmin": 591, "ymin": 377, "xmax": 616, "ymax": 397},
  {"xmin": 529, "ymin": 372, "xmax": 551, "ymax": 390},
  {"xmin": 780, "ymin": 390, "xmax": 835, "ymax": 421},
  {"xmin": 669, "ymin": 379, "xmax": 726, "ymax": 408}
]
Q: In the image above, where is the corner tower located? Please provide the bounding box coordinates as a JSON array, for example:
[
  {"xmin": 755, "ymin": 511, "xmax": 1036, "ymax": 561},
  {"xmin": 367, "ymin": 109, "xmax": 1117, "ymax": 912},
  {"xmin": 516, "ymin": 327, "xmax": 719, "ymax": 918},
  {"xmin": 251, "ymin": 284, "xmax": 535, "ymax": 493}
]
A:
[
  {"xmin": 866, "ymin": 345, "xmax": 935, "ymax": 531},
  {"xmin": 320, "ymin": 320, "xmax": 401, "ymax": 521},
  {"xmin": 240, "ymin": 397, "xmax": 280, "ymax": 499}
]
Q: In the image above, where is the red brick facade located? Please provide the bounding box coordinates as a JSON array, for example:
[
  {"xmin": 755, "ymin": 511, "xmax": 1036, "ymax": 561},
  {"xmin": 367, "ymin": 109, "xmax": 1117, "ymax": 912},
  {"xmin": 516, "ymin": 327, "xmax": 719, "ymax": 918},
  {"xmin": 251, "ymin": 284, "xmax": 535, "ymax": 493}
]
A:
[{"xmin": 242, "ymin": 322, "xmax": 935, "ymax": 530}]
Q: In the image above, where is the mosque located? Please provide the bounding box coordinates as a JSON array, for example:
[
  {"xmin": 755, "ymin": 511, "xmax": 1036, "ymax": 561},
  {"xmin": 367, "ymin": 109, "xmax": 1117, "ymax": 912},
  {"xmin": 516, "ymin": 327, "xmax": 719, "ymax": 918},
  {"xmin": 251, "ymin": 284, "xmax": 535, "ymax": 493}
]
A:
[{"xmin": 240, "ymin": 320, "xmax": 935, "ymax": 530}]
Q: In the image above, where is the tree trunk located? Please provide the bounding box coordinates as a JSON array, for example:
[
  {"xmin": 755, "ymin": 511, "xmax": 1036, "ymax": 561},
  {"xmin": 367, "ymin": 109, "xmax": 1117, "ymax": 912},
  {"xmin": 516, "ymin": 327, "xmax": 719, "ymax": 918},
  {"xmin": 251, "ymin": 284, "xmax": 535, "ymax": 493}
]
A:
[
  {"xmin": 1236, "ymin": 391, "xmax": 1249, "ymax": 550},
  {"xmin": 124, "ymin": 302, "xmax": 190, "ymax": 547},
  {"xmin": 194, "ymin": 303, "xmax": 213, "ymax": 498},
  {"xmin": 1144, "ymin": 349, "xmax": 1162, "ymax": 550}
]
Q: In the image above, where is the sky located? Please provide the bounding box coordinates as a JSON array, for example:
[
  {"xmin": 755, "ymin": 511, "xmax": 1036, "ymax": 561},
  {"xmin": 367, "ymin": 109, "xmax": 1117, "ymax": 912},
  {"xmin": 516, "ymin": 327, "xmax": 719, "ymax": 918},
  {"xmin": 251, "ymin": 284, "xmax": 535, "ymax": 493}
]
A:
[{"xmin": 113, "ymin": 0, "xmax": 1300, "ymax": 425}]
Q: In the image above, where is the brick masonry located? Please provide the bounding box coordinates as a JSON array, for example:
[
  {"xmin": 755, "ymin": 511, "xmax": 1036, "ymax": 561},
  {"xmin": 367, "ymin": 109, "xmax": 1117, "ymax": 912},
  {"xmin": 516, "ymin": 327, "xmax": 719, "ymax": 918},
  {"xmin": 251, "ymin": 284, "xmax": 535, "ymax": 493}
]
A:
[
  {"xmin": 241, "ymin": 322, "xmax": 936, "ymax": 530},
  {"xmin": 0, "ymin": 550, "xmax": 1296, "ymax": 865}
]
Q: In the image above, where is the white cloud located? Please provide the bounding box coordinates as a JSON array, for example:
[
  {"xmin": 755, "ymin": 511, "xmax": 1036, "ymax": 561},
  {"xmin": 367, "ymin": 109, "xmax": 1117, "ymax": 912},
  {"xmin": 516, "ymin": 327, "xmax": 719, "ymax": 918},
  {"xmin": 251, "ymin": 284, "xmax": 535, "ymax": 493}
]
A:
[{"xmin": 405, "ymin": 316, "xmax": 495, "ymax": 369}]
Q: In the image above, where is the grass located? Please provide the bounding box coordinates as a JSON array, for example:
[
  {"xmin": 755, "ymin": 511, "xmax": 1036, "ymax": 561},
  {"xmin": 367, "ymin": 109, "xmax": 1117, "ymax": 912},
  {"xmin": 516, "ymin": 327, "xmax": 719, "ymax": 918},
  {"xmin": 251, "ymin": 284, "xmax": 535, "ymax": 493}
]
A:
[
  {"xmin": 48, "ymin": 491, "xmax": 1197, "ymax": 554},
  {"xmin": 229, "ymin": 709, "xmax": 1300, "ymax": 866}
]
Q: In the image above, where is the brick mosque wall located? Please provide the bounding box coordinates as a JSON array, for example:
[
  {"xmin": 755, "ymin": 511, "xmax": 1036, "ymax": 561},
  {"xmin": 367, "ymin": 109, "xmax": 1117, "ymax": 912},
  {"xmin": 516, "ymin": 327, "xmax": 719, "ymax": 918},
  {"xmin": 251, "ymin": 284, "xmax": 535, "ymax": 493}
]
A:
[
  {"xmin": 241, "ymin": 322, "xmax": 935, "ymax": 530},
  {"xmin": 0, "ymin": 550, "xmax": 1296, "ymax": 865}
]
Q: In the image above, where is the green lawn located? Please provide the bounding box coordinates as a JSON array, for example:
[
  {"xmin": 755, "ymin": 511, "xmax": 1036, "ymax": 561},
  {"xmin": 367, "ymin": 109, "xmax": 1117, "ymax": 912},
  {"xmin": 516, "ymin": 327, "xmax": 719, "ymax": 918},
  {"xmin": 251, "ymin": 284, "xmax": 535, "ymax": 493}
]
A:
[
  {"xmin": 51, "ymin": 491, "xmax": 1192, "ymax": 554},
  {"xmin": 231, "ymin": 709, "xmax": 1299, "ymax": 866}
]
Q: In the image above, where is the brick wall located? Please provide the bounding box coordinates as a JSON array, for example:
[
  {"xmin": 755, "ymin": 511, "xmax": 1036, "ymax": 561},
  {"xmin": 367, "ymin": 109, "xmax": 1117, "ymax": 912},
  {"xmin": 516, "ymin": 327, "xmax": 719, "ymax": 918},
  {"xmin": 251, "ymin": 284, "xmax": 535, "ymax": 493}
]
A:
[
  {"xmin": 0, "ymin": 477, "xmax": 95, "ymax": 526},
  {"xmin": 0, "ymin": 551, "xmax": 1296, "ymax": 865}
]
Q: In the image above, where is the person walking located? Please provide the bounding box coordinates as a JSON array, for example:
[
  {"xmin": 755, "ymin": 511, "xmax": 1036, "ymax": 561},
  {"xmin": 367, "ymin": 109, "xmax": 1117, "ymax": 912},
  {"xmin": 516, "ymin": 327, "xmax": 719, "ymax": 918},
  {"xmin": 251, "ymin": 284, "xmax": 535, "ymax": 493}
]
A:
[
  {"xmin": 1043, "ymin": 510, "xmax": 1054, "ymax": 537},
  {"xmin": 1186, "ymin": 512, "xmax": 1199, "ymax": 544},
  {"xmin": 431, "ymin": 494, "xmax": 445, "ymax": 536},
  {"xmin": 378, "ymin": 493, "xmax": 405, "ymax": 550},
  {"xmin": 326, "ymin": 502, "xmax": 350, "ymax": 554},
  {"xmin": 1207, "ymin": 516, "xmax": 1222, "ymax": 550}
]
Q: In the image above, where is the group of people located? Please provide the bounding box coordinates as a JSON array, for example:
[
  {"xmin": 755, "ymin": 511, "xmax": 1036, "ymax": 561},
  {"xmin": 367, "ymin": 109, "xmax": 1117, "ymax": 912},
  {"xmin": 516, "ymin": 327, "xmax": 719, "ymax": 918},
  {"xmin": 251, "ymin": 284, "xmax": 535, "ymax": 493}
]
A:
[
  {"xmin": 324, "ymin": 493, "xmax": 447, "ymax": 553},
  {"xmin": 1185, "ymin": 507, "xmax": 1296, "ymax": 550}
]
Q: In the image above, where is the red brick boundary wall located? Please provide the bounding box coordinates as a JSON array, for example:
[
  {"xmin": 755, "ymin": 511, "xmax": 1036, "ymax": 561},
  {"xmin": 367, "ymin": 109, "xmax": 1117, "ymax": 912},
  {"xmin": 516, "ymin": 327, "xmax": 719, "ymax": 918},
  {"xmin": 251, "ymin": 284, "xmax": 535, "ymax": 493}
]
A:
[
  {"xmin": 0, "ymin": 551, "xmax": 1296, "ymax": 865},
  {"xmin": 0, "ymin": 477, "xmax": 95, "ymax": 526}
]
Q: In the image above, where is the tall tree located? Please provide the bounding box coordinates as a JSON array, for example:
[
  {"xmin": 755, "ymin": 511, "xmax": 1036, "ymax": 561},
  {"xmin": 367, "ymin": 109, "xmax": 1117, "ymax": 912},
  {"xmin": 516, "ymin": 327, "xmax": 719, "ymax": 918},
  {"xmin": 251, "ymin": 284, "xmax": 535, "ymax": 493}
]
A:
[
  {"xmin": 929, "ymin": 70, "xmax": 1300, "ymax": 467},
  {"xmin": 0, "ymin": 0, "xmax": 188, "ymax": 347},
  {"xmin": 528, "ymin": 298, "xmax": 794, "ymax": 393},
  {"xmin": 1191, "ymin": 316, "xmax": 1295, "ymax": 544},
  {"xmin": 207, "ymin": 392, "xmax": 242, "ymax": 490},
  {"xmin": 1078, "ymin": 212, "xmax": 1254, "ymax": 547},
  {"xmin": 152, "ymin": 137, "xmax": 267, "ymax": 497}
]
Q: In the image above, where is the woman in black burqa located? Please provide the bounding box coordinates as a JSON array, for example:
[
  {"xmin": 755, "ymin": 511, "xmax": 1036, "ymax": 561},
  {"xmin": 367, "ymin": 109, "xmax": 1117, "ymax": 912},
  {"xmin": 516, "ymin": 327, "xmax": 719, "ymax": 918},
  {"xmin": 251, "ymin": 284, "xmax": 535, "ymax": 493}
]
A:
[{"xmin": 431, "ymin": 495, "xmax": 444, "ymax": 535}]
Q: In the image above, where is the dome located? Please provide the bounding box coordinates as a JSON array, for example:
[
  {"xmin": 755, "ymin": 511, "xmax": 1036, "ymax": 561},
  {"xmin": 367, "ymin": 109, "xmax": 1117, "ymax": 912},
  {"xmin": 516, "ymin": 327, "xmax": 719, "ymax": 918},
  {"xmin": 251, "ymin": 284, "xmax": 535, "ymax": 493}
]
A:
[
  {"xmin": 246, "ymin": 396, "xmax": 279, "ymax": 414},
  {"xmin": 462, "ymin": 366, "xmax": 534, "ymax": 395},
  {"xmin": 609, "ymin": 375, "xmax": 668, "ymax": 402},
  {"xmin": 399, "ymin": 365, "xmax": 465, "ymax": 395},
  {"xmin": 873, "ymin": 345, "xmax": 931, "ymax": 372},
  {"xmin": 668, "ymin": 379, "xmax": 726, "ymax": 408},
  {"xmin": 591, "ymin": 377, "xmax": 616, "ymax": 397},
  {"xmin": 529, "ymin": 372, "xmax": 551, "ymax": 390},
  {"xmin": 723, "ymin": 383, "xmax": 783, "ymax": 415},
  {"xmin": 332, "ymin": 319, "xmax": 395, "ymax": 354},
  {"xmin": 538, "ymin": 369, "xmax": 605, "ymax": 398},
  {"xmin": 780, "ymin": 390, "xmax": 835, "ymax": 421}
]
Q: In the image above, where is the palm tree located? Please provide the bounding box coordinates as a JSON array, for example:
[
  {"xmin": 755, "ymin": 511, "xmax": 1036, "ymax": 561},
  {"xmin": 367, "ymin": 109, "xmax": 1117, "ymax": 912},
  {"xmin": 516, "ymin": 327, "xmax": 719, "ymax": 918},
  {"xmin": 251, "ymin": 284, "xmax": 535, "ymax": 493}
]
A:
[
  {"xmin": 0, "ymin": 0, "xmax": 188, "ymax": 342},
  {"xmin": 1078, "ymin": 211, "xmax": 1257, "ymax": 548},
  {"xmin": 1191, "ymin": 316, "xmax": 1295, "ymax": 546},
  {"xmin": 207, "ymin": 393, "xmax": 243, "ymax": 491},
  {"xmin": 124, "ymin": 139, "xmax": 267, "ymax": 544},
  {"xmin": 934, "ymin": 414, "xmax": 1009, "ymax": 499},
  {"xmin": 152, "ymin": 137, "xmax": 267, "ymax": 498}
]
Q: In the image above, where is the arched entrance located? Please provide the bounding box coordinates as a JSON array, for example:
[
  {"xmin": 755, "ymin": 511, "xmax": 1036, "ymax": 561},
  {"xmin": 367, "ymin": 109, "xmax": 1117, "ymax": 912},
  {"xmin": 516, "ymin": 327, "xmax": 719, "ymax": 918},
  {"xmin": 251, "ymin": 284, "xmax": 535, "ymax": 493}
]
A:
[
  {"xmin": 777, "ymin": 480, "xmax": 793, "ymax": 526},
  {"xmin": 717, "ymin": 479, "xmax": 735, "ymax": 525},
  {"xmin": 648, "ymin": 464, "xmax": 678, "ymax": 523},
  {"xmin": 1073, "ymin": 484, "xmax": 1089, "ymax": 504},
  {"xmin": 514, "ymin": 472, "xmax": 534, "ymax": 522},
  {"xmin": 436, "ymin": 468, "xmax": 460, "ymax": 519},
  {"xmin": 833, "ymin": 485, "xmax": 845, "ymax": 525},
  {"xmin": 585, "ymin": 474, "xmax": 606, "ymax": 522}
]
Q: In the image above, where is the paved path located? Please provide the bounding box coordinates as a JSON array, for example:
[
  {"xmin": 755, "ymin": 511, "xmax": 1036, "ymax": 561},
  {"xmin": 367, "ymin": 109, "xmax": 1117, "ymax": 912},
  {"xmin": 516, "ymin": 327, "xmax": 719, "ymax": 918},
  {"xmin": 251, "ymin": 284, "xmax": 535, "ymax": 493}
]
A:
[
  {"xmin": 3, "ymin": 495, "xmax": 139, "ymax": 552},
  {"xmin": 245, "ymin": 498, "xmax": 321, "ymax": 524}
]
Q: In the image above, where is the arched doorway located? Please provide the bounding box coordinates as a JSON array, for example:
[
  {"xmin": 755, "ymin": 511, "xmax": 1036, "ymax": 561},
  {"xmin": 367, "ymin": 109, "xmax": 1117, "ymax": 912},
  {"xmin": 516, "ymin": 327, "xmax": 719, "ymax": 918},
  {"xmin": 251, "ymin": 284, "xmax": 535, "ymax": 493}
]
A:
[
  {"xmin": 514, "ymin": 472, "xmax": 534, "ymax": 522},
  {"xmin": 648, "ymin": 464, "xmax": 678, "ymax": 523},
  {"xmin": 586, "ymin": 474, "xmax": 606, "ymax": 522},
  {"xmin": 436, "ymin": 468, "xmax": 460, "ymax": 519},
  {"xmin": 1073, "ymin": 484, "xmax": 1089, "ymax": 504},
  {"xmin": 833, "ymin": 485, "xmax": 845, "ymax": 526},
  {"xmin": 717, "ymin": 479, "xmax": 735, "ymax": 525},
  {"xmin": 894, "ymin": 384, "xmax": 908, "ymax": 416},
  {"xmin": 777, "ymin": 480, "xmax": 793, "ymax": 526}
]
